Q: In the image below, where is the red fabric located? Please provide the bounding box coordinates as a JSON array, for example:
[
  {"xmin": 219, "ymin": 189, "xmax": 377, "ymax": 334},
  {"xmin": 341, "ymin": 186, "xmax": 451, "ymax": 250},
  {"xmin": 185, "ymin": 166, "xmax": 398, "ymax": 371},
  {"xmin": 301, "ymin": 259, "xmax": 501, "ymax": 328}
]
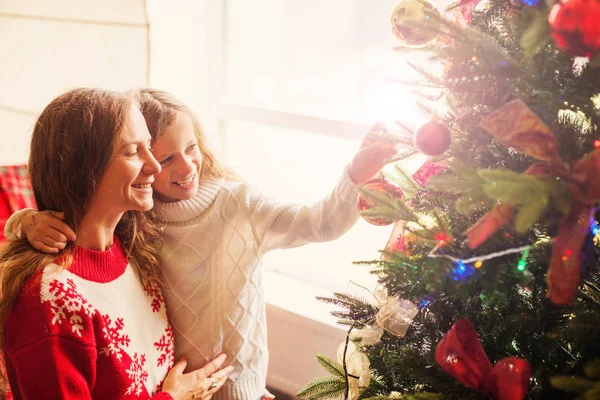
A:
[
  {"xmin": 67, "ymin": 237, "xmax": 128, "ymax": 282},
  {"xmin": 0, "ymin": 165, "xmax": 36, "ymax": 242},
  {"xmin": 436, "ymin": 319, "xmax": 531, "ymax": 400},
  {"xmin": 4, "ymin": 240, "xmax": 174, "ymax": 400},
  {"xmin": 0, "ymin": 165, "xmax": 36, "ymax": 397}
]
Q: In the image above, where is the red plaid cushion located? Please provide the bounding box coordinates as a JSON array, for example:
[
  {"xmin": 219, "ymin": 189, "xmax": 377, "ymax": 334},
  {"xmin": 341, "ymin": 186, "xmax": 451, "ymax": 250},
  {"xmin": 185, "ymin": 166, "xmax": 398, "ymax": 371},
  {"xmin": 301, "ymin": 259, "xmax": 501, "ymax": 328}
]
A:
[
  {"xmin": 0, "ymin": 165, "xmax": 36, "ymax": 241},
  {"xmin": 0, "ymin": 165, "xmax": 35, "ymax": 396}
]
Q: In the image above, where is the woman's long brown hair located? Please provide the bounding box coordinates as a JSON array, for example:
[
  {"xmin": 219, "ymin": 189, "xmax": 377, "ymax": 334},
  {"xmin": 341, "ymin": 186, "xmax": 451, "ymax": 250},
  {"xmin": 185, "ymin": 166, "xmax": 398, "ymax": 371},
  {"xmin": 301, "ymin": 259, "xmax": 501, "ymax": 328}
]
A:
[{"xmin": 0, "ymin": 88, "xmax": 162, "ymax": 394}]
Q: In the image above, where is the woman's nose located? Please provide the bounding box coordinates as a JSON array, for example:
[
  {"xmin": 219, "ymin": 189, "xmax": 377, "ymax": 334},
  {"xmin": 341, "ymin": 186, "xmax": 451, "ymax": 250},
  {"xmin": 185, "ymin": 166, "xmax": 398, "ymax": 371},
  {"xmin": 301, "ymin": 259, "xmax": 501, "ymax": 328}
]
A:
[{"xmin": 143, "ymin": 150, "xmax": 162, "ymax": 175}]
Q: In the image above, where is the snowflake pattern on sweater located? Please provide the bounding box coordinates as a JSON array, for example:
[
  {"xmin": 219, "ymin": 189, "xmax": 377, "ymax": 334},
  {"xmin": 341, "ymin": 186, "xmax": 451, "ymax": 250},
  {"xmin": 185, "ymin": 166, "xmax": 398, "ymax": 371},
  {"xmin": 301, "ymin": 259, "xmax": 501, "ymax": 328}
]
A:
[
  {"xmin": 126, "ymin": 353, "xmax": 149, "ymax": 396},
  {"xmin": 4, "ymin": 238, "xmax": 175, "ymax": 400},
  {"xmin": 155, "ymin": 325, "xmax": 175, "ymax": 367},
  {"xmin": 42, "ymin": 278, "xmax": 96, "ymax": 336},
  {"xmin": 144, "ymin": 281, "xmax": 165, "ymax": 313},
  {"xmin": 100, "ymin": 315, "xmax": 131, "ymax": 360}
]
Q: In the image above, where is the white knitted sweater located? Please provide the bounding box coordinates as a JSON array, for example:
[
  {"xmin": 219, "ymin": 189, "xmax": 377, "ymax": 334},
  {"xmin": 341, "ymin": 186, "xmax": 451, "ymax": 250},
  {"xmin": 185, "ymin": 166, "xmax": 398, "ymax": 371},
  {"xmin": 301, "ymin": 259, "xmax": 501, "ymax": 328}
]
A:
[{"xmin": 153, "ymin": 168, "xmax": 360, "ymax": 400}]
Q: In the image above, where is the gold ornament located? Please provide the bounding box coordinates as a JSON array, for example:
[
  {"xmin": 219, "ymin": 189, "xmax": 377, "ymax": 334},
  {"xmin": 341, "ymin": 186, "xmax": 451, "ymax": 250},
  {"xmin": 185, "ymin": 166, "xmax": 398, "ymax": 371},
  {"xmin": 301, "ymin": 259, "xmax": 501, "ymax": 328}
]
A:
[
  {"xmin": 376, "ymin": 297, "xmax": 419, "ymax": 337},
  {"xmin": 390, "ymin": 0, "xmax": 441, "ymax": 48}
]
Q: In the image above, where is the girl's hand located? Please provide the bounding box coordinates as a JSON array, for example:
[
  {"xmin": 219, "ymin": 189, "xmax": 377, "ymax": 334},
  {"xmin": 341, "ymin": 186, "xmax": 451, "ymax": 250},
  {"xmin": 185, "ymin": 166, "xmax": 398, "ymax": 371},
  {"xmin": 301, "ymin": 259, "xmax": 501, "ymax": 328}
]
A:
[
  {"xmin": 21, "ymin": 211, "xmax": 76, "ymax": 253},
  {"xmin": 162, "ymin": 354, "xmax": 234, "ymax": 400},
  {"xmin": 348, "ymin": 122, "xmax": 399, "ymax": 185}
]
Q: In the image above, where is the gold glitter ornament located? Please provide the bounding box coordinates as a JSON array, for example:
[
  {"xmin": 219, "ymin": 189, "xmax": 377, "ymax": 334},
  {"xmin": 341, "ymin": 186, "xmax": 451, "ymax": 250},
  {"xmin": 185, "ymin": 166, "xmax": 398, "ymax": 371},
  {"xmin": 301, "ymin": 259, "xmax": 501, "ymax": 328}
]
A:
[{"xmin": 390, "ymin": 0, "xmax": 441, "ymax": 48}]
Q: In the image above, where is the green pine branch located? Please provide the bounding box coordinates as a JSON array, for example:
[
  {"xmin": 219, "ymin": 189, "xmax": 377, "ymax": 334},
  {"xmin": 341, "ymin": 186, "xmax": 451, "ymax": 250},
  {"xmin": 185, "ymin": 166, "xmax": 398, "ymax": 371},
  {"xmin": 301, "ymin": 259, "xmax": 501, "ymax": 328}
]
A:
[{"xmin": 296, "ymin": 376, "xmax": 347, "ymax": 400}]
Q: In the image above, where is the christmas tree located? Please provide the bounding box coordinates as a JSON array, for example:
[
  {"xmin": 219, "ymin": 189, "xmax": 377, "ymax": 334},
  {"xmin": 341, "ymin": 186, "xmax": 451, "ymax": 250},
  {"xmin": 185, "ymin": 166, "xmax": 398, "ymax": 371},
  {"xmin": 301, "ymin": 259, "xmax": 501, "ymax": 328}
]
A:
[{"xmin": 299, "ymin": 0, "xmax": 600, "ymax": 399}]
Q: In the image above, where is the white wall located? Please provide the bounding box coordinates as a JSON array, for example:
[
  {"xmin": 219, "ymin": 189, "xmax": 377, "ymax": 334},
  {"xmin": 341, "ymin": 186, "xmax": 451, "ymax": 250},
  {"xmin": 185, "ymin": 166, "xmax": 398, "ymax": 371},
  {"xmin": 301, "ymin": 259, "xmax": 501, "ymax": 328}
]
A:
[
  {"xmin": 145, "ymin": 0, "xmax": 221, "ymax": 149},
  {"xmin": 0, "ymin": 0, "xmax": 149, "ymax": 165},
  {"xmin": 0, "ymin": 0, "xmax": 220, "ymax": 165}
]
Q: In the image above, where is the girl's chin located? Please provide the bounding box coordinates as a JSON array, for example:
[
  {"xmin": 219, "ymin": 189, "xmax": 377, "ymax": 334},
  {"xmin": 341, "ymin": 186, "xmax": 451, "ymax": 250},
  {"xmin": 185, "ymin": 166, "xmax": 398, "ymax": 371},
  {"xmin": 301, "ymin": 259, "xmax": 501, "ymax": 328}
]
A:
[{"xmin": 159, "ymin": 185, "xmax": 198, "ymax": 202}]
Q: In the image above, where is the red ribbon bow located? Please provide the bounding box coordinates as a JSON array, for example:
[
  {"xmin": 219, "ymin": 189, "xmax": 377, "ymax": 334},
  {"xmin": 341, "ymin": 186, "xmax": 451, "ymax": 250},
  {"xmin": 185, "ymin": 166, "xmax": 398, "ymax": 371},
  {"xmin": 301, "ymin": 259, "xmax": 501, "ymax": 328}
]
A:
[
  {"xmin": 436, "ymin": 319, "xmax": 531, "ymax": 400},
  {"xmin": 465, "ymin": 100, "xmax": 600, "ymax": 304}
]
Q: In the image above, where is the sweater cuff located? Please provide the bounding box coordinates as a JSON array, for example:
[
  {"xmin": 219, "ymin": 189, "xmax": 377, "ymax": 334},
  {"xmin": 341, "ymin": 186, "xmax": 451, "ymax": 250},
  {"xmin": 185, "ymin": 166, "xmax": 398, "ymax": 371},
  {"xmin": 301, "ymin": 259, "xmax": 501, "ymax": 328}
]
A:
[
  {"xmin": 338, "ymin": 165, "xmax": 361, "ymax": 205},
  {"xmin": 4, "ymin": 208, "xmax": 35, "ymax": 241}
]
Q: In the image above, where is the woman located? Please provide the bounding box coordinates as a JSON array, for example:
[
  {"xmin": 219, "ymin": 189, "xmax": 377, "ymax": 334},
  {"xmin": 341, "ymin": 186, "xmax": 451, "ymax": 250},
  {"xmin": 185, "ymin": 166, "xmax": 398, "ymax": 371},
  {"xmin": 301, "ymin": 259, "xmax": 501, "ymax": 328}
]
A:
[{"xmin": 0, "ymin": 88, "xmax": 232, "ymax": 399}]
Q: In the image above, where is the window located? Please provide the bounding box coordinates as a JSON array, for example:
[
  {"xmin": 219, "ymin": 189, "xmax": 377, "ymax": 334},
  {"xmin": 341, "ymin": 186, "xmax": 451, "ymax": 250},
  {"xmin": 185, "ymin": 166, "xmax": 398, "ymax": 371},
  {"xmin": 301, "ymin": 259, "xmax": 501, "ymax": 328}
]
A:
[{"xmin": 215, "ymin": 0, "xmax": 434, "ymax": 321}]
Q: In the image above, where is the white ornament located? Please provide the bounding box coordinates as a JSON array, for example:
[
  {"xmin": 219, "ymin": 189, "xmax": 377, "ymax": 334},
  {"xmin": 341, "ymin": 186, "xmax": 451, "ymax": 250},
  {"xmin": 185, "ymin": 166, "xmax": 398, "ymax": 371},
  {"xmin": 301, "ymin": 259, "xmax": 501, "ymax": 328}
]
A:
[
  {"xmin": 348, "ymin": 379, "xmax": 360, "ymax": 400},
  {"xmin": 373, "ymin": 283, "xmax": 390, "ymax": 304},
  {"xmin": 337, "ymin": 341, "xmax": 372, "ymax": 388},
  {"xmin": 376, "ymin": 297, "xmax": 419, "ymax": 337},
  {"xmin": 338, "ymin": 340, "xmax": 357, "ymax": 363},
  {"xmin": 350, "ymin": 324, "xmax": 384, "ymax": 346}
]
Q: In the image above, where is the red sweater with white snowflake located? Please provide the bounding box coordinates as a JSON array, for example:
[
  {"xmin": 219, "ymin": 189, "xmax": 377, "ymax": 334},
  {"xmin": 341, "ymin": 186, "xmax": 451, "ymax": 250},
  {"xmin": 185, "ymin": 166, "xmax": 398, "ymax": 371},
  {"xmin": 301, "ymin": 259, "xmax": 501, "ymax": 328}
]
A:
[{"xmin": 4, "ymin": 237, "xmax": 175, "ymax": 399}]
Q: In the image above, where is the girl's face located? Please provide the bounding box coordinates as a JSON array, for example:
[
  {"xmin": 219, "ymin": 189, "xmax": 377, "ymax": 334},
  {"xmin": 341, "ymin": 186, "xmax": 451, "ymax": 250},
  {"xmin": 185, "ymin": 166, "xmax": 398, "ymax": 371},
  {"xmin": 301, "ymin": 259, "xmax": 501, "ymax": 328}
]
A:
[
  {"xmin": 94, "ymin": 105, "xmax": 161, "ymax": 214},
  {"xmin": 151, "ymin": 111, "xmax": 203, "ymax": 202}
]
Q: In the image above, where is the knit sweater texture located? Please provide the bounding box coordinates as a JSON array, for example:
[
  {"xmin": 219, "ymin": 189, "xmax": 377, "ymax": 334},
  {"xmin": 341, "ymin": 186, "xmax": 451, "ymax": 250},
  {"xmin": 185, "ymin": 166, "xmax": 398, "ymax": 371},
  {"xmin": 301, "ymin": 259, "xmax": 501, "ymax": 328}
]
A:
[
  {"xmin": 153, "ymin": 168, "xmax": 359, "ymax": 400},
  {"xmin": 4, "ymin": 237, "xmax": 174, "ymax": 400}
]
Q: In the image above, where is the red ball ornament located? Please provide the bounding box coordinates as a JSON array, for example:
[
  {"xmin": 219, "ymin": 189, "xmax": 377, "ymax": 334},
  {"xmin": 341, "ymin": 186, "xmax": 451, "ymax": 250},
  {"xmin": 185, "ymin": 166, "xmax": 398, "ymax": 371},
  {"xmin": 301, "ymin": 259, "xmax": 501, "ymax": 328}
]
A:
[
  {"xmin": 357, "ymin": 178, "xmax": 405, "ymax": 226},
  {"xmin": 548, "ymin": 0, "xmax": 600, "ymax": 57},
  {"xmin": 413, "ymin": 121, "xmax": 451, "ymax": 156}
]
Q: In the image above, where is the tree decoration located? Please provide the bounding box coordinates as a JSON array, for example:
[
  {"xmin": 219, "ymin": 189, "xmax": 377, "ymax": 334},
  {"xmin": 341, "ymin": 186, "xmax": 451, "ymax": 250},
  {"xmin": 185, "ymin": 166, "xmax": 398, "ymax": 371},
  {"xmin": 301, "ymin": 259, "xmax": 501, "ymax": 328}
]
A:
[
  {"xmin": 413, "ymin": 120, "xmax": 452, "ymax": 156},
  {"xmin": 436, "ymin": 319, "xmax": 532, "ymax": 400},
  {"xmin": 350, "ymin": 324, "xmax": 385, "ymax": 346},
  {"xmin": 460, "ymin": 0, "xmax": 484, "ymax": 24},
  {"xmin": 337, "ymin": 341, "xmax": 372, "ymax": 388},
  {"xmin": 301, "ymin": 0, "xmax": 600, "ymax": 397},
  {"xmin": 357, "ymin": 178, "xmax": 406, "ymax": 226},
  {"xmin": 451, "ymin": 260, "xmax": 474, "ymax": 281},
  {"xmin": 390, "ymin": 0, "xmax": 441, "ymax": 48},
  {"xmin": 375, "ymin": 297, "xmax": 419, "ymax": 337},
  {"xmin": 465, "ymin": 99, "xmax": 600, "ymax": 304},
  {"xmin": 382, "ymin": 220, "xmax": 412, "ymax": 260},
  {"xmin": 548, "ymin": 0, "xmax": 600, "ymax": 58},
  {"xmin": 412, "ymin": 160, "xmax": 448, "ymax": 187}
]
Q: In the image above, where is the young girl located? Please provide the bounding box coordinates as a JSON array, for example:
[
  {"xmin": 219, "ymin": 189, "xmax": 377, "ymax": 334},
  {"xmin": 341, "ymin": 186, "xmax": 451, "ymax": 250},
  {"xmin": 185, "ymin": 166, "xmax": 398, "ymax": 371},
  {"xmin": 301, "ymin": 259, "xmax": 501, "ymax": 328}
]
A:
[
  {"xmin": 0, "ymin": 88, "xmax": 233, "ymax": 399},
  {"xmin": 6, "ymin": 88, "xmax": 397, "ymax": 400}
]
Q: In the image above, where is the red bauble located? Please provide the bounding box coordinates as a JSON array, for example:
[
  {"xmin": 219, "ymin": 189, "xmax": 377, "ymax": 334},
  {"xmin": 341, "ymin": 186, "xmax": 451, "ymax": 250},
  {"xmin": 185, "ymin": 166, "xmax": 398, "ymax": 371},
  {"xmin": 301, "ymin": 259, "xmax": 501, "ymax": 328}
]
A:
[
  {"xmin": 548, "ymin": 0, "xmax": 600, "ymax": 57},
  {"xmin": 357, "ymin": 178, "xmax": 405, "ymax": 226},
  {"xmin": 413, "ymin": 121, "xmax": 451, "ymax": 156}
]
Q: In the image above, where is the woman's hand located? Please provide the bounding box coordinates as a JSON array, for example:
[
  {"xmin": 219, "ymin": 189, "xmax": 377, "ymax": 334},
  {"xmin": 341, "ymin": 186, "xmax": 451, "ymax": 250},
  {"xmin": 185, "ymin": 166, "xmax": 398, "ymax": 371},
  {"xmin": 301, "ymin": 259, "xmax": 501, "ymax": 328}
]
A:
[
  {"xmin": 348, "ymin": 123, "xmax": 399, "ymax": 185},
  {"xmin": 162, "ymin": 354, "xmax": 234, "ymax": 400},
  {"xmin": 21, "ymin": 211, "xmax": 76, "ymax": 253}
]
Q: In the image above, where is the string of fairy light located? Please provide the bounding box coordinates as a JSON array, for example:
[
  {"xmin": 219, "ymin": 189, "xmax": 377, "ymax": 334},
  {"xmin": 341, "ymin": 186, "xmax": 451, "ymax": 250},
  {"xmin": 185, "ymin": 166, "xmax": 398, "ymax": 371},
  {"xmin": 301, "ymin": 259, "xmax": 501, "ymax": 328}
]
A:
[
  {"xmin": 428, "ymin": 242, "xmax": 535, "ymax": 280},
  {"xmin": 426, "ymin": 219, "xmax": 600, "ymax": 280}
]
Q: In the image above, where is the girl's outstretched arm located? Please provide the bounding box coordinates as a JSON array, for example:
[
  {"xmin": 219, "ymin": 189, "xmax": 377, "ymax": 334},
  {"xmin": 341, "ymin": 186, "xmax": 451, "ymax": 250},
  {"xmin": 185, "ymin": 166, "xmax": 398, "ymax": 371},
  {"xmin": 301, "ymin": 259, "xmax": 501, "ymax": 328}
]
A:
[{"xmin": 247, "ymin": 123, "xmax": 398, "ymax": 251}]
